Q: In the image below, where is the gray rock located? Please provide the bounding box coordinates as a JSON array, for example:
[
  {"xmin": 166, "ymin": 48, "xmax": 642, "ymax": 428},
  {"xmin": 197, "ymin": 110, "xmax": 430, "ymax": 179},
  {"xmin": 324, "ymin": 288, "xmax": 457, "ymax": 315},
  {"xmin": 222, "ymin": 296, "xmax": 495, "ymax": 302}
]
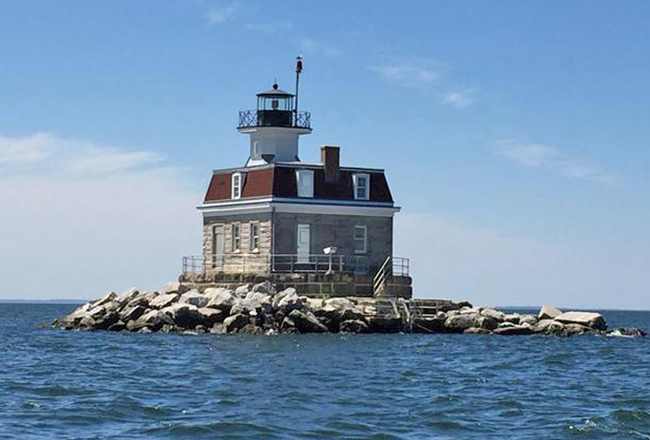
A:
[
  {"xmin": 464, "ymin": 327, "xmax": 491, "ymax": 334},
  {"xmin": 538, "ymin": 304, "xmax": 562, "ymax": 320},
  {"xmin": 288, "ymin": 309, "xmax": 328, "ymax": 333},
  {"xmin": 280, "ymin": 316, "xmax": 300, "ymax": 333},
  {"xmin": 273, "ymin": 289, "xmax": 303, "ymax": 312},
  {"xmin": 206, "ymin": 289, "xmax": 239, "ymax": 311},
  {"xmin": 93, "ymin": 311, "xmax": 120, "ymax": 330},
  {"xmin": 234, "ymin": 284, "xmax": 251, "ymax": 297},
  {"xmin": 477, "ymin": 315, "xmax": 500, "ymax": 331},
  {"xmin": 90, "ymin": 292, "xmax": 118, "ymax": 308},
  {"xmin": 197, "ymin": 307, "xmax": 225, "ymax": 327},
  {"xmin": 480, "ymin": 308, "xmax": 506, "ymax": 322},
  {"xmin": 120, "ymin": 305, "xmax": 146, "ymax": 322},
  {"xmin": 503, "ymin": 314, "xmax": 520, "ymax": 324},
  {"xmin": 223, "ymin": 314, "xmax": 251, "ymax": 333},
  {"xmin": 129, "ymin": 310, "xmax": 173, "ymax": 331},
  {"xmin": 163, "ymin": 282, "xmax": 189, "ymax": 295},
  {"xmin": 180, "ymin": 290, "xmax": 208, "ymax": 308},
  {"xmin": 493, "ymin": 324, "xmax": 534, "ymax": 335},
  {"xmin": 519, "ymin": 314, "xmax": 538, "ymax": 326},
  {"xmin": 149, "ymin": 293, "xmax": 179, "ymax": 310},
  {"xmin": 533, "ymin": 319, "xmax": 555, "ymax": 333},
  {"xmin": 116, "ymin": 288, "xmax": 140, "ymax": 308},
  {"xmin": 340, "ymin": 319, "xmax": 369, "ymax": 333},
  {"xmin": 564, "ymin": 323, "xmax": 596, "ymax": 335},
  {"xmin": 555, "ymin": 312, "xmax": 607, "ymax": 331},
  {"xmin": 369, "ymin": 317, "xmax": 405, "ymax": 333},
  {"xmin": 162, "ymin": 303, "xmax": 200, "ymax": 329},
  {"xmin": 107, "ymin": 321, "xmax": 127, "ymax": 332},
  {"xmin": 252, "ymin": 281, "xmax": 276, "ymax": 295},
  {"xmin": 444, "ymin": 313, "xmax": 478, "ymax": 333},
  {"xmin": 243, "ymin": 291, "xmax": 272, "ymax": 311},
  {"xmin": 210, "ymin": 323, "xmax": 228, "ymax": 334}
]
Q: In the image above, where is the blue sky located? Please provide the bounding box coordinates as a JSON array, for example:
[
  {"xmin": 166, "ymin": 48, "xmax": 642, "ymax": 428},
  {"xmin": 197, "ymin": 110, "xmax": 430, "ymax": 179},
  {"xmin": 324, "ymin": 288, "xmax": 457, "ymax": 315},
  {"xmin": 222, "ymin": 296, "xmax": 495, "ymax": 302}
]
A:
[{"xmin": 1, "ymin": 0, "xmax": 649, "ymax": 308}]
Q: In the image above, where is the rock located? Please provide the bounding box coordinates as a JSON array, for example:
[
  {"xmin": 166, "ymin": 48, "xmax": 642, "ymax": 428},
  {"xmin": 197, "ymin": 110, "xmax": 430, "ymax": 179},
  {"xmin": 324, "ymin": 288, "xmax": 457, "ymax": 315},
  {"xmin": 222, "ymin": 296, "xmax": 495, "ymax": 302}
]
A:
[
  {"xmin": 288, "ymin": 309, "xmax": 328, "ymax": 333},
  {"xmin": 544, "ymin": 321, "xmax": 567, "ymax": 336},
  {"xmin": 464, "ymin": 327, "xmax": 491, "ymax": 334},
  {"xmin": 206, "ymin": 289, "xmax": 239, "ymax": 312},
  {"xmin": 243, "ymin": 291, "xmax": 272, "ymax": 311},
  {"xmin": 538, "ymin": 304, "xmax": 562, "ymax": 320},
  {"xmin": 280, "ymin": 316, "xmax": 300, "ymax": 333},
  {"xmin": 519, "ymin": 314, "xmax": 538, "ymax": 326},
  {"xmin": 564, "ymin": 323, "xmax": 596, "ymax": 335},
  {"xmin": 533, "ymin": 319, "xmax": 555, "ymax": 333},
  {"xmin": 90, "ymin": 292, "xmax": 118, "ymax": 308},
  {"xmin": 120, "ymin": 305, "xmax": 146, "ymax": 322},
  {"xmin": 628, "ymin": 327, "xmax": 646, "ymax": 337},
  {"xmin": 197, "ymin": 307, "xmax": 225, "ymax": 327},
  {"xmin": 340, "ymin": 319, "xmax": 369, "ymax": 333},
  {"xmin": 477, "ymin": 315, "xmax": 500, "ymax": 331},
  {"xmin": 369, "ymin": 317, "xmax": 404, "ymax": 333},
  {"xmin": 162, "ymin": 303, "xmax": 201, "ymax": 329},
  {"xmin": 444, "ymin": 313, "xmax": 478, "ymax": 333},
  {"xmin": 179, "ymin": 290, "xmax": 208, "ymax": 308},
  {"xmin": 235, "ymin": 285, "xmax": 251, "ymax": 297},
  {"xmin": 457, "ymin": 300, "xmax": 473, "ymax": 309},
  {"xmin": 273, "ymin": 289, "xmax": 303, "ymax": 312},
  {"xmin": 493, "ymin": 324, "xmax": 534, "ymax": 335},
  {"xmin": 503, "ymin": 314, "xmax": 520, "ymax": 324},
  {"xmin": 210, "ymin": 323, "xmax": 228, "ymax": 334},
  {"xmin": 163, "ymin": 282, "xmax": 189, "ymax": 295},
  {"xmin": 324, "ymin": 297, "xmax": 355, "ymax": 310},
  {"xmin": 107, "ymin": 321, "xmax": 127, "ymax": 332},
  {"xmin": 252, "ymin": 281, "xmax": 276, "ymax": 295},
  {"xmin": 313, "ymin": 305, "xmax": 341, "ymax": 332},
  {"xmin": 304, "ymin": 297, "xmax": 325, "ymax": 311},
  {"xmin": 223, "ymin": 314, "xmax": 251, "ymax": 333},
  {"xmin": 116, "ymin": 288, "xmax": 140, "ymax": 308},
  {"xmin": 480, "ymin": 308, "xmax": 506, "ymax": 322},
  {"xmin": 125, "ymin": 291, "xmax": 155, "ymax": 309},
  {"xmin": 555, "ymin": 312, "xmax": 607, "ymax": 331},
  {"xmin": 93, "ymin": 311, "xmax": 120, "ymax": 330},
  {"xmin": 149, "ymin": 293, "xmax": 179, "ymax": 310},
  {"xmin": 129, "ymin": 310, "xmax": 173, "ymax": 331}
]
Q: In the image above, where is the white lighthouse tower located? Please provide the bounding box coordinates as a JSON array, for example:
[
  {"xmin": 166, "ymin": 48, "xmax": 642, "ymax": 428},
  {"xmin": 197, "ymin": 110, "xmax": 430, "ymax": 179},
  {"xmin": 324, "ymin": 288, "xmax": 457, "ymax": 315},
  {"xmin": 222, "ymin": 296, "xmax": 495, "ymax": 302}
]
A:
[{"xmin": 238, "ymin": 57, "xmax": 311, "ymax": 166}]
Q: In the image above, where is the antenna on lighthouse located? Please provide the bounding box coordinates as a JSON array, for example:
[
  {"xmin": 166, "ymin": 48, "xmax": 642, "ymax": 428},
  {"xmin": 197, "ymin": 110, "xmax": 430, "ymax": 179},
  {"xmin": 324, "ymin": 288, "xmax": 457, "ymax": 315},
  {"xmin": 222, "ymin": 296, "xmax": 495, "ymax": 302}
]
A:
[{"xmin": 294, "ymin": 55, "xmax": 303, "ymax": 125}]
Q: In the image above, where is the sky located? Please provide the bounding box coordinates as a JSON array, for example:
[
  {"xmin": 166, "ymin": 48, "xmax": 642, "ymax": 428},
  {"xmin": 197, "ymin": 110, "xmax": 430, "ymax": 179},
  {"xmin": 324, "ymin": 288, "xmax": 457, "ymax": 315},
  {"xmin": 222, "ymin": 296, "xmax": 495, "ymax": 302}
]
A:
[{"xmin": 1, "ymin": 0, "xmax": 649, "ymax": 309}]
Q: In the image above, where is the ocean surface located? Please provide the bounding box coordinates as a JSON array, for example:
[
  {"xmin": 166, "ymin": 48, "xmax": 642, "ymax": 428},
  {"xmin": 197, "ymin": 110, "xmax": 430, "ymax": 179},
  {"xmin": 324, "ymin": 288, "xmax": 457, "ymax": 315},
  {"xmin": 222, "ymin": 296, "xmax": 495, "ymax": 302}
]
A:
[{"xmin": 1, "ymin": 304, "xmax": 649, "ymax": 439}]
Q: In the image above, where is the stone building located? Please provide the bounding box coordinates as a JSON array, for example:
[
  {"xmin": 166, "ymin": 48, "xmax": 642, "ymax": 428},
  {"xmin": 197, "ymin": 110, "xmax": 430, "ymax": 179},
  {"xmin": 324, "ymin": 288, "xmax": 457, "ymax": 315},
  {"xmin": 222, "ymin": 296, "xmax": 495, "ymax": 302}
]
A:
[{"xmin": 183, "ymin": 64, "xmax": 410, "ymax": 297}]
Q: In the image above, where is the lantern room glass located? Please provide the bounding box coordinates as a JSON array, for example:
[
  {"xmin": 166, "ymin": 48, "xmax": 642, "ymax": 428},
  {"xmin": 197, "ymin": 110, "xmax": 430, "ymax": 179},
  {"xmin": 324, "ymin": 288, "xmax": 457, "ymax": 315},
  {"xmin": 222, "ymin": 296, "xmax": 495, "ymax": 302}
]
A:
[{"xmin": 257, "ymin": 95, "xmax": 294, "ymax": 111}]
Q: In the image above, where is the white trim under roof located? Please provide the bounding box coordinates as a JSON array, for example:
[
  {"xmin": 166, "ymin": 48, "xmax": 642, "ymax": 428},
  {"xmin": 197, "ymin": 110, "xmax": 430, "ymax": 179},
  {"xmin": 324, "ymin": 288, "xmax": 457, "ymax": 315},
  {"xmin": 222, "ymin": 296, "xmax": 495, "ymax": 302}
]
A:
[{"xmin": 198, "ymin": 197, "xmax": 400, "ymax": 218}]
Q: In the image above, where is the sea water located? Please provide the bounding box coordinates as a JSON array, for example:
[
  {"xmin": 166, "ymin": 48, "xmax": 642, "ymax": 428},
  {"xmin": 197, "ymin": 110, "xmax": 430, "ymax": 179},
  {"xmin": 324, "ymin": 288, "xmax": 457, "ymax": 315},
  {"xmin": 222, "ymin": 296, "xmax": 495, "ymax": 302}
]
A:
[{"xmin": 1, "ymin": 303, "xmax": 649, "ymax": 439}]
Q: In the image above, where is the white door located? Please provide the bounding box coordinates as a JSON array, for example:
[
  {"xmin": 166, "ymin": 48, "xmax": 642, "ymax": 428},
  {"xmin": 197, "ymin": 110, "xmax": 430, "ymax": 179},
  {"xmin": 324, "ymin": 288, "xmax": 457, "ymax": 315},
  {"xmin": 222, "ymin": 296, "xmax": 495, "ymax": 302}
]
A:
[
  {"xmin": 297, "ymin": 224, "xmax": 311, "ymax": 264},
  {"xmin": 212, "ymin": 226, "xmax": 224, "ymax": 269}
]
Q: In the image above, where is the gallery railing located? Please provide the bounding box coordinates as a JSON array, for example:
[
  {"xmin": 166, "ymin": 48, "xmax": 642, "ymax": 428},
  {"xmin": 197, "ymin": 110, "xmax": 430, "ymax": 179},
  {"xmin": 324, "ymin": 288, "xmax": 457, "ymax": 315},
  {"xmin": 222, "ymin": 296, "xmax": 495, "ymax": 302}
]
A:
[
  {"xmin": 237, "ymin": 110, "xmax": 311, "ymax": 129},
  {"xmin": 182, "ymin": 253, "xmax": 369, "ymax": 276}
]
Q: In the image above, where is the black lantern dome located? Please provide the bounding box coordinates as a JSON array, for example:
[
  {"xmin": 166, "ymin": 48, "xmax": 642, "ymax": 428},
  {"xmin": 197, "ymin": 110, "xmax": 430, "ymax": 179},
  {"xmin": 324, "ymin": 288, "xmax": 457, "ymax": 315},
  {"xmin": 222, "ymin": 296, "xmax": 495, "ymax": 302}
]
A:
[{"xmin": 238, "ymin": 82, "xmax": 311, "ymax": 130}]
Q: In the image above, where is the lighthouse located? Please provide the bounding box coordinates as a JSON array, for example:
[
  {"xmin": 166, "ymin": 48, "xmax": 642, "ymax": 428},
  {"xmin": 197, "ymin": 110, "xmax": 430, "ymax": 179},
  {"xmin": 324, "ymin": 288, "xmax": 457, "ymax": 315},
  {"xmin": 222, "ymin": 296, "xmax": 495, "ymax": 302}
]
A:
[{"xmin": 184, "ymin": 59, "xmax": 411, "ymax": 298}]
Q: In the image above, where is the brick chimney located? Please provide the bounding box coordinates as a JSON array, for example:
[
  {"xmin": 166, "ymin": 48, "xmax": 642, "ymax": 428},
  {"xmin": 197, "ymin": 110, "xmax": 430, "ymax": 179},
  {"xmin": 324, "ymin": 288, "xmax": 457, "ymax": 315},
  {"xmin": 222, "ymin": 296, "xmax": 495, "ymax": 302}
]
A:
[{"xmin": 321, "ymin": 145, "xmax": 340, "ymax": 183}]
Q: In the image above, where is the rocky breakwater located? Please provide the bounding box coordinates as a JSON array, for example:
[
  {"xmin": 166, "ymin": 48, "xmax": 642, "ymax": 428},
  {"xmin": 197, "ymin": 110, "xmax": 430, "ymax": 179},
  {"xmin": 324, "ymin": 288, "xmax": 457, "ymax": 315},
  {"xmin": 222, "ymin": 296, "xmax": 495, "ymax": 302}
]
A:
[{"xmin": 53, "ymin": 284, "xmax": 645, "ymax": 337}]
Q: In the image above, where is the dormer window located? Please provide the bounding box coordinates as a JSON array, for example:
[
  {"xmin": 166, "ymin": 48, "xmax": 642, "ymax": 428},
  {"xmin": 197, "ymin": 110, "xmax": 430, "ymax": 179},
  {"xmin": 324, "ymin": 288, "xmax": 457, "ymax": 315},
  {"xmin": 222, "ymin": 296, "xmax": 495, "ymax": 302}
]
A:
[
  {"xmin": 296, "ymin": 169, "xmax": 314, "ymax": 198},
  {"xmin": 353, "ymin": 173, "xmax": 370, "ymax": 200},
  {"xmin": 232, "ymin": 172, "xmax": 242, "ymax": 199}
]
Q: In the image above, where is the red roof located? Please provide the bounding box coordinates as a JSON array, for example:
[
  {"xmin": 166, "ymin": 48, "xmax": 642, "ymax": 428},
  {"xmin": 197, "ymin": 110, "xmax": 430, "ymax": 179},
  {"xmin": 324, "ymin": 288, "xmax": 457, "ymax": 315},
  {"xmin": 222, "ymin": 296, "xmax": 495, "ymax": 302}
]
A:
[{"xmin": 203, "ymin": 165, "xmax": 393, "ymax": 203}]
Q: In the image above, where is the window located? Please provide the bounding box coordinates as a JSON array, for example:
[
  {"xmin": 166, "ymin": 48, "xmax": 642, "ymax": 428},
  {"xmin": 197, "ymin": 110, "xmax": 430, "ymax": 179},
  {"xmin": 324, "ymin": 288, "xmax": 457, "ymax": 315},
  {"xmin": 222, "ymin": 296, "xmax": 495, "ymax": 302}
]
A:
[
  {"xmin": 353, "ymin": 173, "xmax": 370, "ymax": 200},
  {"xmin": 354, "ymin": 225, "xmax": 367, "ymax": 254},
  {"xmin": 231, "ymin": 223, "xmax": 241, "ymax": 252},
  {"xmin": 253, "ymin": 141, "xmax": 260, "ymax": 157},
  {"xmin": 250, "ymin": 222, "xmax": 260, "ymax": 251},
  {"xmin": 232, "ymin": 172, "xmax": 242, "ymax": 199},
  {"xmin": 296, "ymin": 169, "xmax": 314, "ymax": 198}
]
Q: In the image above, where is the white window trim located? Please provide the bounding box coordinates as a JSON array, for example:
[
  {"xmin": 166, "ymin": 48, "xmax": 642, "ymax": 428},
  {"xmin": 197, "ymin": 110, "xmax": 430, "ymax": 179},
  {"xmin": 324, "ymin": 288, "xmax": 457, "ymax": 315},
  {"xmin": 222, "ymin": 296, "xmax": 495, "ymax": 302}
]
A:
[
  {"xmin": 232, "ymin": 172, "xmax": 242, "ymax": 200},
  {"xmin": 296, "ymin": 169, "xmax": 314, "ymax": 198},
  {"xmin": 250, "ymin": 221, "xmax": 260, "ymax": 252},
  {"xmin": 231, "ymin": 222, "xmax": 241, "ymax": 252},
  {"xmin": 354, "ymin": 225, "xmax": 367, "ymax": 254},
  {"xmin": 353, "ymin": 173, "xmax": 370, "ymax": 201}
]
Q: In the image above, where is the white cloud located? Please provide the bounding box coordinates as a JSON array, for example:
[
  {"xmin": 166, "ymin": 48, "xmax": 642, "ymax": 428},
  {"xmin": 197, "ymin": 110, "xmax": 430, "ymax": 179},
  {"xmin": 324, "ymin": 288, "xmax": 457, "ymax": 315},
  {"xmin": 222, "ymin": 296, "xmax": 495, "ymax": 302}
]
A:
[
  {"xmin": 369, "ymin": 58, "xmax": 445, "ymax": 89},
  {"xmin": 299, "ymin": 39, "xmax": 340, "ymax": 58},
  {"xmin": 0, "ymin": 132, "xmax": 201, "ymax": 300},
  {"xmin": 205, "ymin": 3, "xmax": 236, "ymax": 25},
  {"xmin": 395, "ymin": 214, "xmax": 650, "ymax": 309},
  {"xmin": 442, "ymin": 89, "xmax": 477, "ymax": 109},
  {"xmin": 0, "ymin": 133, "xmax": 55, "ymax": 165},
  {"xmin": 497, "ymin": 141, "xmax": 619, "ymax": 185}
]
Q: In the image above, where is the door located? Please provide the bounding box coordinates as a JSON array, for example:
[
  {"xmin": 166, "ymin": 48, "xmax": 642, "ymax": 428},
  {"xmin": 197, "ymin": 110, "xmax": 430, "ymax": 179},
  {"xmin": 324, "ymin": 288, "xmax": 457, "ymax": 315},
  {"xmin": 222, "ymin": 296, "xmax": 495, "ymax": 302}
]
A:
[
  {"xmin": 296, "ymin": 224, "xmax": 311, "ymax": 264},
  {"xmin": 212, "ymin": 226, "xmax": 224, "ymax": 270}
]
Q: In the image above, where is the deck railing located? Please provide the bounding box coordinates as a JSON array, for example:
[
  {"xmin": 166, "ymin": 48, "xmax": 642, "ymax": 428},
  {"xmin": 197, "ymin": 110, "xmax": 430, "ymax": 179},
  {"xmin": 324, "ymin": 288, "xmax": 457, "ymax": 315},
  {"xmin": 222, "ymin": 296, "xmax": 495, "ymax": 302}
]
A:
[
  {"xmin": 373, "ymin": 256, "xmax": 411, "ymax": 295},
  {"xmin": 237, "ymin": 110, "xmax": 311, "ymax": 129},
  {"xmin": 182, "ymin": 253, "xmax": 368, "ymax": 276}
]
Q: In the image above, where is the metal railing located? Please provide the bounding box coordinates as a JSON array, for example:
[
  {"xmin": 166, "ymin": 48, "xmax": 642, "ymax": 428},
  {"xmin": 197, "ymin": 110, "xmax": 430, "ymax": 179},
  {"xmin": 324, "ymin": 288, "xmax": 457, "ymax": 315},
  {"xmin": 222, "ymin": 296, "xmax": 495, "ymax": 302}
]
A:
[
  {"xmin": 238, "ymin": 110, "xmax": 311, "ymax": 129},
  {"xmin": 182, "ymin": 253, "xmax": 367, "ymax": 276},
  {"xmin": 373, "ymin": 256, "xmax": 411, "ymax": 295}
]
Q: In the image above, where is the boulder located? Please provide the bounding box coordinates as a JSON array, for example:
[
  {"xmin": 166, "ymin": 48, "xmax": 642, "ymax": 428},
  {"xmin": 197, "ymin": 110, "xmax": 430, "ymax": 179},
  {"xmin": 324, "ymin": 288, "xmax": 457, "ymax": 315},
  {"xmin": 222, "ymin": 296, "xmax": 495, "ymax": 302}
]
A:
[
  {"xmin": 163, "ymin": 281, "xmax": 189, "ymax": 295},
  {"xmin": 273, "ymin": 289, "xmax": 303, "ymax": 312},
  {"xmin": 413, "ymin": 317, "xmax": 444, "ymax": 333},
  {"xmin": 129, "ymin": 310, "xmax": 174, "ymax": 331},
  {"xmin": 503, "ymin": 314, "xmax": 520, "ymax": 324},
  {"xmin": 368, "ymin": 317, "xmax": 404, "ymax": 333},
  {"xmin": 493, "ymin": 324, "xmax": 534, "ymax": 335},
  {"xmin": 116, "ymin": 288, "xmax": 140, "ymax": 308},
  {"xmin": 555, "ymin": 312, "xmax": 607, "ymax": 331},
  {"xmin": 564, "ymin": 323, "xmax": 596, "ymax": 335},
  {"xmin": 223, "ymin": 313, "xmax": 251, "ymax": 333},
  {"xmin": 234, "ymin": 285, "xmax": 251, "ymax": 297},
  {"xmin": 93, "ymin": 311, "xmax": 120, "ymax": 330},
  {"xmin": 340, "ymin": 319, "xmax": 369, "ymax": 333},
  {"xmin": 280, "ymin": 316, "xmax": 300, "ymax": 333},
  {"xmin": 243, "ymin": 291, "xmax": 272, "ymax": 311},
  {"xmin": 519, "ymin": 314, "xmax": 538, "ymax": 326},
  {"xmin": 107, "ymin": 321, "xmax": 127, "ymax": 332},
  {"xmin": 210, "ymin": 323, "xmax": 228, "ymax": 334},
  {"xmin": 179, "ymin": 290, "xmax": 208, "ymax": 308},
  {"xmin": 197, "ymin": 307, "xmax": 225, "ymax": 327},
  {"xmin": 120, "ymin": 305, "xmax": 146, "ymax": 322},
  {"xmin": 324, "ymin": 297, "xmax": 355, "ymax": 310},
  {"xmin": 480, "ymin": 308, "xmax": 506, "ymax": 322},
  {"xmin": 477, "ymin": 315, "xmax": 500, "ymax": 331},
  {"xmin": 206, "ymin": 289, "xmax": 239, "ymax": 312},
  {"xmin": 538, "ymin": 304, "xmax": 562, "ymax": 320},
  {"xmin": 125, "ymin": 291, "xmax": 155, "ymax": 309},
  {"xmin": 313, "ymin": 305, "xmax": 341, "ymax": 332},
  {"xmin": 90, "ymin": 292, "xmax": 118, "ymax": 308},
  {"xmin": 149, "ymin": 293, "xmax": 179, "ymax": 310},
  {"xmin": 252, "ymin": 281, "xmax": 276, "ymax": 295},
  {"xmin": 162, "ymin": 303, "xmax": 201, "ymax": 329},
  {"xmin": 288, "ymin": 309, "xmax": 328, "ymax": 333},
  {"xmin": 444, "ymin": 313, "xmax": 478, "ymax": 333},
  {"xmin": 628, "ymin": 328, "xmax": 646, "ymax": 337},
  {"xmin": 533, "ymin": 319, "xmax": 555, "ymax": 333}
]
